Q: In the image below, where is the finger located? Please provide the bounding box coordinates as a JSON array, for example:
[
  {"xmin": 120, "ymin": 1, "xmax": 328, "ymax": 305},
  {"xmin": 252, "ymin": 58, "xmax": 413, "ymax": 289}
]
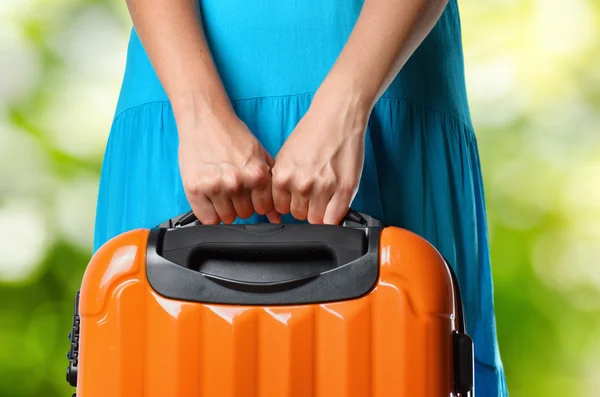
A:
[
  {"xmin": 231, "ymin": 192, "xmax": 254, "ymax": 219},
  {"xmin": 272, "ymin": 185, "xmax": 292, "ymax": 215},
  {"xmin": 250, "ymin": 167, "xmax": 275, "ymax": 216},
  {"xmin": 211, "ymin": 194, "xmax": 237, "ymax": 224},
  {"xmin": 251, "ymin": 183, "xmax": 275, "ymax": 215},
  {"xmin": 323, "ymin": 191, "xmax": 353, "ymax": 225},
  {"xmin": 290, "ymin": 192, "xmax": 310, "ymax": 221},
  {"xmin": 307, "ymin": 175, "xmax": 336, "ymax": 224},
  {"xmin": 189, "ymin": 194, "xmax": 220, "ymax": 225},
  {"xmin": 307, "ymin": 190, "xmax": 334, "ymax": 224},
  {"xmin": 271, "ymin": 167, "xmax": 293, "ymax": 215},
  {"xmin": 243, "ymin": 162, "xmax": 273, "ymax": 215},
  {"xmin": 266, "ymin": 210, "xmax": 281, "ymax": 224}
]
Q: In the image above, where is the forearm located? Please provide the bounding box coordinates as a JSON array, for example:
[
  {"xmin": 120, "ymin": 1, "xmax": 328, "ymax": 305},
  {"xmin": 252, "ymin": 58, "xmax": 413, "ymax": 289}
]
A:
[
  {"xmin": 314, "ymin": 0, "xmax": 448, "ymax": 117},
  {"xmin": 124, "ymin": 0, "xmax": 235, "ymax": 129}
]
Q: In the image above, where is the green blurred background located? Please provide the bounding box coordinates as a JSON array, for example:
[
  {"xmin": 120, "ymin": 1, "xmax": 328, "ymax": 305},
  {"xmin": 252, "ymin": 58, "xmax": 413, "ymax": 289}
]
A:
[{"xmin": 1, "ymin": 0, "xmax": 599, "ymax": 396}]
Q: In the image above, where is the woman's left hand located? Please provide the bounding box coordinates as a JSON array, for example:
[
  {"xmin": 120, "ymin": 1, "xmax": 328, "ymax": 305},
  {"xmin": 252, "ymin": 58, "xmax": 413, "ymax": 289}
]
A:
[{"xmin": 271, "ymin": 92, "xmax": 370, "ymax": 225}]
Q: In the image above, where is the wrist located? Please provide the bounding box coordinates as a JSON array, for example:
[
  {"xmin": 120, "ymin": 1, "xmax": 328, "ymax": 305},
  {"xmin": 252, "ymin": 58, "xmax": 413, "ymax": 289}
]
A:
[
  {"xmin": 315, "ymin": 72, "xmax": 374, "ymax": 115},
  {"xmin": 171, "ymin": 88, "xmax": 238, "ymax": 135},
  {"xmin": 312, "ymin": 78, "xmax": 373, "ymax": 133}
]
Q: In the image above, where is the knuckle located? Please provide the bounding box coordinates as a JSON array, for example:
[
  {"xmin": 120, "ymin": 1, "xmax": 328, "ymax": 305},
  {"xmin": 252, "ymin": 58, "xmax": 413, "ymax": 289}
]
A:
[
  {"xmin": 183, "ymin": 180, "xmax": 202, "ymax": 197},
  {"xmin": 243, "ymin": 163, "xmax": 269, "ymax": 187},
  {"xmin": 317, "ymin": 175, "xmax": 337, "ymax": 192},
  {"xmin": 222, "ymin": 172, "xmax": 242, "ymax": 194},
  {"xmin": 272, "ymin": 170, "xmax": 291, "ymax": 190},
  {"xmin": 200, "ymin": 177, "xmax": 221, "ymax": 195},
  {"xmin": 294, "ymin": 175, "xmax": 314, "ymax": 195}
]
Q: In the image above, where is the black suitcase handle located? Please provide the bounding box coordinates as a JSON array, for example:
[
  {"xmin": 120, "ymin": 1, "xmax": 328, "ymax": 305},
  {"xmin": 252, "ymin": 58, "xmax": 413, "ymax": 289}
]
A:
[
  {"xmin": 174, "ymin": 240, "xmax": 346, "ymax": 293},
  {"xmin": 147, "ymin": 209, "xmax": 382, "ymax": 305},
  {"xmin": 154, "ymin": 209, "xmax": 382, "ymax": 293}
]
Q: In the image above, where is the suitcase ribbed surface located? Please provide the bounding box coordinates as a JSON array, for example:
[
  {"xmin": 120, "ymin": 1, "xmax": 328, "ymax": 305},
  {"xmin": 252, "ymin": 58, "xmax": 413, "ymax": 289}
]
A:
[
  {"xmin": 97, "ymin": 285, "xmax": 451, "ymax": 397},
  {"xmin": 142, "ymin": 294, "xmax": 387, "ymax": 396}
]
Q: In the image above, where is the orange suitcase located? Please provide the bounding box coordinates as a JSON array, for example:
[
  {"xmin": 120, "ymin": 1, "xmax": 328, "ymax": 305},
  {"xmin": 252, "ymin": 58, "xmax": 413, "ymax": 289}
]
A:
[{"xmin": 66, "ymin": 211, "xmax": 474, "ymax": 397}]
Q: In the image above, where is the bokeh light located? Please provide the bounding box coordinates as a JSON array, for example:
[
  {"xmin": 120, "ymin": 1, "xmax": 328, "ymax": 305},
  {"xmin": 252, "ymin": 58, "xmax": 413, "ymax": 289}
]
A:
[{"xmin": 1, "ymin": 0, "xmax": 599, "ymax": 396}]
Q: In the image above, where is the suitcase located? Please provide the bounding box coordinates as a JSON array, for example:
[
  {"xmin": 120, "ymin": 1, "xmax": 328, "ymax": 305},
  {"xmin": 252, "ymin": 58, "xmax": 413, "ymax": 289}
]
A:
[{"xmin": 66, "ymin": 211, "xmax": 474, "ymax": 397}]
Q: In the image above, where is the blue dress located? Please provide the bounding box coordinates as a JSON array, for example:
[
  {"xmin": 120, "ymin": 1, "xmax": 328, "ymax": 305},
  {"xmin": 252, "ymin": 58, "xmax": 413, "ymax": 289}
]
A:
[{"xmin": 94, "ymin": 1, "xmax": 508, "ymax": 395}]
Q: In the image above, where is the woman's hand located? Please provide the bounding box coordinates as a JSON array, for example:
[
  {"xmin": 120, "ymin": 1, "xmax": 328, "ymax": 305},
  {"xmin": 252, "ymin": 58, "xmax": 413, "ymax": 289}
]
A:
[
  {"xmin": 126, "ymin": 0, "xmax": 283, "ymax": 224},
  {"xmin": 273, "ymin": 0, "xmax": 447, "ymax": 225},
  {"xmin": 271, "ymin": 92, "xmax": 369, "ymax": 225},
  {"xmin": 178, "ymin": 113, "xmax": 280, "ymax": 225}
]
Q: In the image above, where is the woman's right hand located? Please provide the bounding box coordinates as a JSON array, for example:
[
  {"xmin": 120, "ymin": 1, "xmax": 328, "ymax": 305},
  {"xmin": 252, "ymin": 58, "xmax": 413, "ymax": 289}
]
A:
[
  {"xmin": 124, "ymin": 0, "xmax": 280, "ymax": 224},
  {"xmin": 177, "ymin": 113, "xmax": 280, "ymax": 225}
]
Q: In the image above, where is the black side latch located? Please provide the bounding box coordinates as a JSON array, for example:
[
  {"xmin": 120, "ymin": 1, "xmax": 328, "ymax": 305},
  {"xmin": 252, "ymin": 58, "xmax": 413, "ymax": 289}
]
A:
[
  {"xmin": 453, "ymin": 331, "xmax": 474, "ymax": 395},
  {"xmin": 66, "ymin": 291, "xmax": 80, "ymax": 389}
]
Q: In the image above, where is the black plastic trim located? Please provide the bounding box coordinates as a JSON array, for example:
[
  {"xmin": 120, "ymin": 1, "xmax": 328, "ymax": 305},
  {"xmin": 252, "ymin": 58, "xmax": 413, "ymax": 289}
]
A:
[
  {"xmin": 442, "ymin": 255, "xmax": 474, "ymax": 395},
  {"xmin": 203, "ymin": 272, "xmax": 319, "ymax": 293},
  {"xmin": 453, "ymin": 331, "xmax": 475, "ymax": 395},
  {"xmin": 146, "ymin": 223, "xmax": 381, "ymax": 306},
  {"xmin": 443, "ymin": 256, "xmax": 467, "ymax": 334},
  {"xmin": 66, "ymin": 290, "xmax": 80, "ymax": 388}
]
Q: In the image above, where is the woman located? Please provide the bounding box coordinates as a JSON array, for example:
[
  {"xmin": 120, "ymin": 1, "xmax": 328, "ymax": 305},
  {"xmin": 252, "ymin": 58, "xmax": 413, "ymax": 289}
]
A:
[{"xmin": 94, "ymin": 0, "xmax": 508, "ymax": 395}]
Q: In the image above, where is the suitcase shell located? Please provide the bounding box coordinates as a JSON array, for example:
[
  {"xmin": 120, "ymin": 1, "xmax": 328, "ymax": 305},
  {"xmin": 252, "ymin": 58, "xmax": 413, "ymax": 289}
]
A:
[{"xmin": 67, "ymin": 213, "xmax": 473, "ymax": 397}]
